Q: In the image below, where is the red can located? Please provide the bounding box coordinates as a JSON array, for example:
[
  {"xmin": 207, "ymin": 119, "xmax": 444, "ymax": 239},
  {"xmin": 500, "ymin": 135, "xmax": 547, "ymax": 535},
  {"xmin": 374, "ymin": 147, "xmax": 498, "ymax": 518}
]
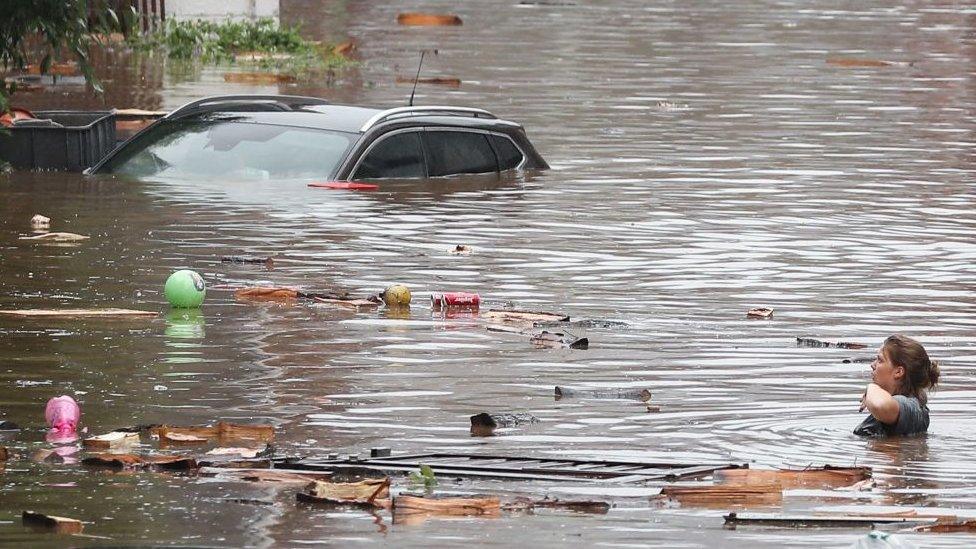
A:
[{"xmin": 431, "ymin": 292, "xmax": 481, "ymax": 309}]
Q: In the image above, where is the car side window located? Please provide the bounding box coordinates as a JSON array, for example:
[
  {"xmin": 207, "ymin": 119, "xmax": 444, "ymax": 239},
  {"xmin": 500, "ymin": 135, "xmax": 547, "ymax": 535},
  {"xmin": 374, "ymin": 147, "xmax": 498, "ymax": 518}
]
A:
[
  {"xmin": 354, "ymin": 131, "xmax": 425, "ymax": 179},
  {"xmin": 489, "ymin": 135, "xmax": 524, "ymax": 171},
  {"xmin": 423, "ymin": 130, "xmax": 498, "ymax": 177}
]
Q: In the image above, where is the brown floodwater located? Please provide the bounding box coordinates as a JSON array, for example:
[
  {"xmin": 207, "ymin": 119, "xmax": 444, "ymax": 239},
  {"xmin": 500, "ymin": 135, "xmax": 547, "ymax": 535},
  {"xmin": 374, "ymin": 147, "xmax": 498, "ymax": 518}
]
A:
[{"xmin": 3, "ymin": 0, "xmax": 976, "ymax": 547}]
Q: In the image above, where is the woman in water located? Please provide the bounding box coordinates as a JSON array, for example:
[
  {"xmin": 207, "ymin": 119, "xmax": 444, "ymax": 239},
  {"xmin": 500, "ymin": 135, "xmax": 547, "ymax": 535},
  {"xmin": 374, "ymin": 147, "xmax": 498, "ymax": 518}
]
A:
[{"xmin": 855, "ymin": 335, "xmax": 940, "ymax": 437}]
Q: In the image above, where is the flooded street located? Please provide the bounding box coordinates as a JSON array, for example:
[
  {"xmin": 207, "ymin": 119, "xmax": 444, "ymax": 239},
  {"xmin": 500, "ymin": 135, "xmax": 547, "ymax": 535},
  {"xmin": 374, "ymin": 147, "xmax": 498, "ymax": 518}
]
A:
[{"xmin": 3, "ymin": 0, "xmax": 976, "ymax": 546}]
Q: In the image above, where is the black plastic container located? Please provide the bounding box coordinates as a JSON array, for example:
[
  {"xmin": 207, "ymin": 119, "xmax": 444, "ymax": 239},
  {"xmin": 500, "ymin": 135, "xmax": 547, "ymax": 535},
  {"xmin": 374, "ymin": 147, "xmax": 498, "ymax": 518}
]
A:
[{"xmin": 0, "ymin": 110, "xmax": 116, "ymax": 171}]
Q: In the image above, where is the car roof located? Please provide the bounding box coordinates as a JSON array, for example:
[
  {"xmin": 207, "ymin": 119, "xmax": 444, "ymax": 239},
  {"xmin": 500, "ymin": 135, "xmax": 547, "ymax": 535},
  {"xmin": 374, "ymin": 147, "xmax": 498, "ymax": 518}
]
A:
[{"xmin": 163, "ymin": 95, "xmax": 514, "ymax": 134}]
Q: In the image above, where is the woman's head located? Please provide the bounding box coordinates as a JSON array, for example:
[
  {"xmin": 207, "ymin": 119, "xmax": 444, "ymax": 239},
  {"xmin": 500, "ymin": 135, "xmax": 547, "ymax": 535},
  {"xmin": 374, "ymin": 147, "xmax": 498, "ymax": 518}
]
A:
[{"xmin": 871, "ymin": 335, "xmax": 940, "ymax": 403}]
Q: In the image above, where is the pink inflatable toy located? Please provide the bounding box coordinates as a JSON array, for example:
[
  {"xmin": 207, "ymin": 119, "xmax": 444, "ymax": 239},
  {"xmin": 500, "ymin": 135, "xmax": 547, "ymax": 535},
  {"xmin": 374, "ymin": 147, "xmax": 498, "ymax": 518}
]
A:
[{"xmin": 45, "ymin": 395, "xmax": 80, "ymax": 442}]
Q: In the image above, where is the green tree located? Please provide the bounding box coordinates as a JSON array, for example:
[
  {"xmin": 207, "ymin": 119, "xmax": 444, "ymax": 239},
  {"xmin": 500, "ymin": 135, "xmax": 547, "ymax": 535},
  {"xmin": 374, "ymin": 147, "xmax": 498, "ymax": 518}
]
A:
[{"xmin": 0, "ymin": 1, "xmax": 124, "ymax": 112}]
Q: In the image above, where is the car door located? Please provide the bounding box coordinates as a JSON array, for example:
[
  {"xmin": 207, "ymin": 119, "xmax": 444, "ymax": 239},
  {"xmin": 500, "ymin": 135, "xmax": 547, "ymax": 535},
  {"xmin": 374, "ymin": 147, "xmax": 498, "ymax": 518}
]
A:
[
  {"xmin": 421, "ymin": 128, "xmax": 500, "ymax": 177},
  {"xmin": 351, "ymin": 129, "xmax": 426, "ymax": 179}
]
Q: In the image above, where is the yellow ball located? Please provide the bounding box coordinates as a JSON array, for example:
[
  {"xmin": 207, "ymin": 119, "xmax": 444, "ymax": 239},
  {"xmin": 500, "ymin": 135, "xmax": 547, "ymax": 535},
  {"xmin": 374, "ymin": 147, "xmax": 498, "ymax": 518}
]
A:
[{"xmin": 382, "ymin": 284, "xmax": 411, "ymax": 307}]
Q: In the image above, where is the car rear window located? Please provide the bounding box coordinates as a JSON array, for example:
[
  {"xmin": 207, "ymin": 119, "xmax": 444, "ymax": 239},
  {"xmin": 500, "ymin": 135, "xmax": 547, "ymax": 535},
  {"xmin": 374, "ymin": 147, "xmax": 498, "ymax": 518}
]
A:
[
  {"xmin": 98, "ymin": 119, "xmax": 355, "ymax": 181},
  {"xmin": 423, "ymin": 130, "xmax": 497, "ymax": 177},
  {"xmin": 490, "ymin": 135, "xmax": 524, "ymax": 171},
  {"xmin": 353, "ymin": 131, "xmax": 425, "ymax": 179}
]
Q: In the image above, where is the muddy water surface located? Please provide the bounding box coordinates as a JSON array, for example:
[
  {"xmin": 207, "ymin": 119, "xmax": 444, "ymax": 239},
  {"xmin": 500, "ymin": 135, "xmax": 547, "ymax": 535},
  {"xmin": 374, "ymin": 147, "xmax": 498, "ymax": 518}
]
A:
[{"xmin": 3, "ymin": 1, "xmax": 976, "ymax": 547}]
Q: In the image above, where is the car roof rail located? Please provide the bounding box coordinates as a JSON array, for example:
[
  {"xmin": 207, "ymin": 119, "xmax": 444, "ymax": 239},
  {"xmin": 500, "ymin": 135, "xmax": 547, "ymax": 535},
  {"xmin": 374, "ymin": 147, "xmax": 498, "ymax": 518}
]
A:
[
  {"xmin": 165, "ymin": 94, "xmax": 330, "ymax": 121},
  {"xmin": 359, "ymin": 106, "xmax": 496, "ymax": 132}
]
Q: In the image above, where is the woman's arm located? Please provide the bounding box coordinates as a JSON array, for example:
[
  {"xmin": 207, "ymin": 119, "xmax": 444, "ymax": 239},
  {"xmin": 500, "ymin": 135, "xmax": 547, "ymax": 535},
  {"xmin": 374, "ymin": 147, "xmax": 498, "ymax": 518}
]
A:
[{"xmin": 861, "ymin": 383, "xmax": 901, "ymax": 425}]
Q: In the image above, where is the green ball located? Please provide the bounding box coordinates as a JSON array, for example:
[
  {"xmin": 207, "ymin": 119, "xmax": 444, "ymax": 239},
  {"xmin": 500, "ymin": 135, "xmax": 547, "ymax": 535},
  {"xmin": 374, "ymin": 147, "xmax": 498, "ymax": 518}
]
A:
[{"xmin": 164, "ymin": 270, "xmax": 206, "ymax": 308}]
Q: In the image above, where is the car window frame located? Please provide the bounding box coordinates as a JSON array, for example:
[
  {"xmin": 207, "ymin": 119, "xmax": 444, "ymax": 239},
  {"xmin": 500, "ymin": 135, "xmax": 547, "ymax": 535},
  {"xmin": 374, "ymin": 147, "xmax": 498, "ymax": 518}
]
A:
[
  {"xmin": 349, "ymin": 127, "xmax": 429, "ymax": 180},
  {"xmin": 485, "ymin": 132, "xmax": 527, "ymax": 171}
]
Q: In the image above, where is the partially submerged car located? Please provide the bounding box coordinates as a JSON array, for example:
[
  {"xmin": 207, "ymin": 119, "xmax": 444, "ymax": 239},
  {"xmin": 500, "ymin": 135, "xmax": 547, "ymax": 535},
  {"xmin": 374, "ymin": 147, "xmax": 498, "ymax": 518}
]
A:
[{"xmin": 89, "ymin": 94, "xmax": 548, "ymax": 182}]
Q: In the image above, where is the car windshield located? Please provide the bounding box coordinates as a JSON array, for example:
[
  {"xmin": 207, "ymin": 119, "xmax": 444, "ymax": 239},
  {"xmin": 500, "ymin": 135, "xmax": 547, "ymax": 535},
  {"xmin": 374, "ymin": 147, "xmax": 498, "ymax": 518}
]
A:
[{"xmin": 98, "ymin": 118, "xmax": 356, "ymax": 181}]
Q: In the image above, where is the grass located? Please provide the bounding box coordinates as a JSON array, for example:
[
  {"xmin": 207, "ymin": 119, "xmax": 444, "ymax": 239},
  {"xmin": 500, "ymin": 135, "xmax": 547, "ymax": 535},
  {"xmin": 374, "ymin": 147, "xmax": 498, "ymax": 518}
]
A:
[{"xmin": 128, "ymin": 18, "xmax": 355, "ymax": 76}]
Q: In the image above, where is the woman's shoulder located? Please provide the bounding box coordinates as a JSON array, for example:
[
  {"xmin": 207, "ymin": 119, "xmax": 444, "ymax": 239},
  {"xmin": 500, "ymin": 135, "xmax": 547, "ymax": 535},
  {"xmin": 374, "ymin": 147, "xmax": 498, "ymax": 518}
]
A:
[{"xmin": 892, "ymin": 394, "xmax": 930, "ymax": 435}]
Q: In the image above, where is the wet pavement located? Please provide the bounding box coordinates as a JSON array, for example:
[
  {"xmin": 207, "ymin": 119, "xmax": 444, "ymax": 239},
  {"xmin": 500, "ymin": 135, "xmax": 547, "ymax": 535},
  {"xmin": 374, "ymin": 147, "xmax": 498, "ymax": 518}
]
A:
[{"xmin": 3, "ymin": 0, "xmax": 976, "ymax": 546}]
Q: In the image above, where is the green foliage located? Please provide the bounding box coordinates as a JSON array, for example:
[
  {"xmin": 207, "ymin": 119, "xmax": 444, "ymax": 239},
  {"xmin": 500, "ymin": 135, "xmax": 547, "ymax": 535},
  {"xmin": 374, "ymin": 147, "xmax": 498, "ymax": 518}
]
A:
[
  {"xmin": 128, "ymin": 18, "xmax": 354, "ymax": 76},
  {"xmin": 408, "ymin": 464, "xmax": 438, "ymax": 491},
  {"xmin": 0, "ymin": 0, "xmax": 126, "ymax": 110}
]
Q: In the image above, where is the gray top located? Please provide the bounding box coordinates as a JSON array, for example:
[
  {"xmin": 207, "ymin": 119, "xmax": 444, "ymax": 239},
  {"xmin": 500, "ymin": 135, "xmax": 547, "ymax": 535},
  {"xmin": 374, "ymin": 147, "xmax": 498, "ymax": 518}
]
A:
[{"xmin": 854, "ymin": 395, "xmax": 930, "ymax": 437}]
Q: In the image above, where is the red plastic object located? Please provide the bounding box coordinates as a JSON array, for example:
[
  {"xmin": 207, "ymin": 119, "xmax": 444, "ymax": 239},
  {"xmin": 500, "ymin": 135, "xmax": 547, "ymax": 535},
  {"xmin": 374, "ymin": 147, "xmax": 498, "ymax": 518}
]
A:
[
  {"xmin": 308, "ymin": 181, "xmax": 379, "ymax": 191},
  {"xmin": 431, "ymin": 292, "xmax": 481, "ymax": 309},
  {"xmin": 0, "ymin": 107, "xmax": 35, "ymax": 128}
]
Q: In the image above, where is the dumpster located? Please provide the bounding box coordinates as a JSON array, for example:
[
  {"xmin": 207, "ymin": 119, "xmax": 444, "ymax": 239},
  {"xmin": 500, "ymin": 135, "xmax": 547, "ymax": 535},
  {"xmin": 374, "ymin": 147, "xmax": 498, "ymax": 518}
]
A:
[{"xmin": 0, "ymin": 110, "xmax": 116, "ymax": 171}]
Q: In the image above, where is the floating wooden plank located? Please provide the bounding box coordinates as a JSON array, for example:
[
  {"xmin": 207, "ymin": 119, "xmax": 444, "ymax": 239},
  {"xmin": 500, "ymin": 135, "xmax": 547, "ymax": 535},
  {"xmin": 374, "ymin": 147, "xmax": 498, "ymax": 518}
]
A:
[
  {"xmin": 287, "ymin": 452, "xmax": 745, "ymax": 483},
  {"xmin": 395, "ymin": 76, "xmax": 462, "ymax": 88},
  {"xmin": 393, "ymin": 494, "xmax": 500, "ymax": 518},
  {"xmin": 82, "ymin": 431, "xmax": 140, "ymax": 450},
  {"xmin": 160, "ymin": 431, "xmax": 209, "ymax": 445},
  {"xmin": 296, "ymin": 478, "xmax": 390, "ymax": 507},
  {"xmin": 796, "ymin": 337, "xmax": 868, "ymax": 349},
  {"xmin": 152, "ymin": 422, "xmax": 274, "ymax": 443},
  {"xmin": 397, "ymin": 12, "xmax": 463, "ymax": 26},
  {"xmin": 747, "ymin": 307, "xmax": 773, "ymax": 319},
  {"xmin": 19, "ymin": 232, "xmax": 89, "ymax": 242},
  {"xmin": 205, "ymin": 447, "xmax": 266, "ymax": 459},
  {"xmin": 21, "ymin": 511, "xmax": 83, "ymax": 534},
  {"xmin": 82, "ymin": 453, "xmax": 197, "ymax": 470},
  {"xmin": 555, "ymin": 386, "xmax": 651, "ymax": 401},
  {"xmin": 826, "ymin": 57, "xmax": 895, "ymax": 68},
  {"xmin": 0, "ymin": 308, "xmax": 157, "ymax": 318},
  {"xmin": 503, "ymin": 497, "xmax": 610, "ymax": 514},
  {"xmin": 235, "ymin": 287, "xmax": 299, "ymax": 302},
  {"xmin": 221, "ymin": 256, "xmax": 273, "ymax": 266},
  {"xmin": 915, "ymin": 519, "xmax": 976, "ymax": 532},
  {"xmin": 660, "ymin": 483, "xmax": 782, "ymax": 507},
  {"xmin": 0, "ymin": 446, "xmax": 8, "ymax": 461},
  {"xmin": 223, "ymin": 72, "xmax": 297, "ymax": 84},
  {"xmin": 714, "ymin": 466, "xmax": 871, "ymax": 489},
  {"xmin": 724, "ymin": 512, "xmax": 938, "ymax": 528},
  {"xmin": 482, "ymin": 310, "xmax": 570, "ymax": 325}
]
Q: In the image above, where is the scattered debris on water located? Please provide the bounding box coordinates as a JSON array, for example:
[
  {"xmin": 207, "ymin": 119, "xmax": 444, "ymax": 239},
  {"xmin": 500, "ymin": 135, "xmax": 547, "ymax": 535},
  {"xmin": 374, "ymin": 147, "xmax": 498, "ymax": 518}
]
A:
[
  {"xmin": 796, "ymin": 337, "xmax": 868, "ymax": 349},
  {"xmin": 746, "ymin": 307, "xmax": 773, "ymax": 319},
  {"xmin": 296, "ymin": 478, "xmax": 391, "ymax": 508},
  {"xmin": 30, "ymin": 214, "xmax": 50, "ymax": 229},
  {"xmin": 555, "ymin": 386, "xmax": 651, "ymax": 401},
  {"xmin": 21, "ymin": 511, "xmax": 84, "ymax": 534},
  {"xmin": 19, "ymin": 232, "xmax": 88, "ymax": 242},
  {"xmin": 396, "ymin": 12, "xmax": 464, "ymax": 26},
  {"xmin": 470, "ymin": 412, "xmax": 540, "ymax": 436},
  {"xmin": 713, "ymin": 465, "xmax": 871, "ymax": 489}
]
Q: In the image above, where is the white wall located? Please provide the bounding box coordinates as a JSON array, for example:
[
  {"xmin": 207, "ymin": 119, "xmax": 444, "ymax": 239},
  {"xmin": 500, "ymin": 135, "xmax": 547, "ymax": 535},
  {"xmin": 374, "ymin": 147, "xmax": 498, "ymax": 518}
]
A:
[{"xmin": 166, "ymin": 0, "xmax": 280, "ymax": 22}]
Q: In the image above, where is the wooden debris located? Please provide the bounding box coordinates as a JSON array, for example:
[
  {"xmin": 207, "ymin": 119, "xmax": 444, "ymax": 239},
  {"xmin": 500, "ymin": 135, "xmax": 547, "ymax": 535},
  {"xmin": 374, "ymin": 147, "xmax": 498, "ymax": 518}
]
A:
[
  {"xmin": 725, "ymin": 511, "xmax": 938, "ymax": 528},
  {"xmin": 796, "ymin": 337, "xmax": 868, "ymax": 349},
  {"xmin": 534, "ymin": 319, "xmax": 629, "ymax": 329},
  {"xmin": 205, "ymin": 447, "xmax": 265, "ymax": 458},
  {"xmin": 30, "ymin": 214, "xmax": 50, "ymax": 228},
  {"xmin": 160, "ymin": 431, "xmax": 209, "ymax": 445},
  {"xmin": 486, "ymin": 324, "xmax": 528, "ymax": 334},
  {"xmin": 151, "ymin": 422, "xmax": 274, "ymax": 443},
  {"xmin": 19, "ymin": 232, "xmax": 89, "ymax": 242},
  {"xmin": 0, "ymin": 446, "xmax": 8, "ymax": 461},
  {"xmin": 482, "ymin": 310, "xmax": 570, "ymax": 325},
  {"xmin": 0, "ymin": 308, "xmax": 157, "ymax": 318},
  {"xmin": 235, "ymin": 287, "xmax": 299, "ymax": 302},
  {"xmin": 826, "ymin": 57, "xmax": 895, "ymax": 68},
  {"xmin": 915, "ymin": 519, "xmax": 976, "ymax": 532},
  {"xmin": 396, "ymin": 12, "xmax": 463, "ymax": 26},
  {"xmin": 555, "ymin": 386, "xmax": 652, "ymax": 401},
  {"xmin": 81, "ymin": 453, "xmax": 197, "ymax": 470},
  {"xmin": 393, "ymin": 494, "xmax": 501, "ymax": 520},
  {"xmin": 21, "ymin": 511, "xmax": 83, "ymax": 534},
  {"xmin": 202, "ymin": 468, "xmax": 332, "ymax": 484},
  {"xmin": 221, "ymin": 255, "xmax": 274, "ymax": 266},
  {"xmin": 451, "ymin": 244, "xmax": 472, "ymax": 255},
  {"xmin": 395, "ymin": 76, "xmax": 462, "ymax": 88},
  {"xmin": 470, "ymin": 412, "xmax": 539, "ymax": 436},
  {"xmin": 503, "ymin": 496, "xmax": 610, "ymax": 514},
  {"xmin": 530, "ymin": 330, "xmax": 588, "ymax": 349},
  {"xmin": 714, "ymin": 466, "xmax": 871, "ymax": 489},
  {"xmin": 746, "ymin": 307, "xmax": 773, "ymax": 319},
  {"xmin": 297, "ymin": 478, "xmax": 391, "ymax": 507},
  {"xmin": 82, "ymin": 431, "xmax": 140, "ymax": 450},
  {"xmin": 660, "ymin": 483, "xmax": 782, "ymax": 507},
  {"xmin": 223, "ymin": 72, "xmax": 297, "ymax": 84}
]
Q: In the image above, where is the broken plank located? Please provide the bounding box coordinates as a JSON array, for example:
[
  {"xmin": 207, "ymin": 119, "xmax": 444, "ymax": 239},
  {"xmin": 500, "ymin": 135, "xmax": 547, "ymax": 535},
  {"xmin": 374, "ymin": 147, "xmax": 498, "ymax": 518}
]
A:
[
  {"xmin": 19, "ymin": 232, "xmax": 89, "ymax": 242},
  {"xmin": 235, "ymin": 287, "xmax": 299, "ymax": 302},
  {"xmin": 724, "ymin": 511, "xmax": 938, "ymax": 528},
  {"xmin": 393, "ymin": 494, "xmax": 500, "ymax": 517},
  {"xmin": 312, "ymin": 296, "xmax": 379, "ymax": 309},
  {"xmin": 297, "ymin": 478, "xmax": 390, "ymax": 507},
  {"xmin": 82, "ymin": 431, "xmax": 140, "ymax": 450},
  {"xmin": 915, "ymin": 519, "xmax": 976, "ymax": 532},
  {"xmin": 470, "ymin": 413, "xmax": 539, "ymax": 436},
  {"xmin": 796, "ymin": 337, "xmax": 868, "ymax": 349},
  {"xmin": 555, "ymin": 386, "xmax": 651, "ymax": 401},
  {"xmin": 0, "ymin": 308, "xmax": 157, "ymax": 318},
  {"xmin": 530, "ymin": 331, "xmax": 588, "ymax": 349},
  {"xmin": 21, "ymin": 511, "xmax": 83, "ymax": 534},
  {"xmin": 503, "ymin": 497, "xmax": 610, "ymax": 514},
  {"xmin": 396, "ymin": 12, "xmax": 463, "ymax": 26},
  {"xmin": 482, "ymin": 310, "xmax": 569, "ymax": 325},
  {"xmin": 660, "ymin": 483, "xmax": 782, "ymax": 507},
  {"xmin": 714, "ymin": 466, "xmax": 871, "ymax": 489}
]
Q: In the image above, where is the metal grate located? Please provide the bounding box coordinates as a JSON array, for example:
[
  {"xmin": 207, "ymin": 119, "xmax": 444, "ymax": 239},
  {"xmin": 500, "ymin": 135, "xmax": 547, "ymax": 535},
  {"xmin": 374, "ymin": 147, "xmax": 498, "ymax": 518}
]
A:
[{"xmin": 282, "ymin": 452, "xmax": 747, "ymax": 484}]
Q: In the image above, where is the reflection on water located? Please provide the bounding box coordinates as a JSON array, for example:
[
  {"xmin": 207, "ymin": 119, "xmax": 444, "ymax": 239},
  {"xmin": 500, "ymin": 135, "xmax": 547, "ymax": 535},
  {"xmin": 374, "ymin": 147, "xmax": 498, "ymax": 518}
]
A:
[{"xmin": 2, "ymin": 0, "xmax": 976, "ymax": 547}]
